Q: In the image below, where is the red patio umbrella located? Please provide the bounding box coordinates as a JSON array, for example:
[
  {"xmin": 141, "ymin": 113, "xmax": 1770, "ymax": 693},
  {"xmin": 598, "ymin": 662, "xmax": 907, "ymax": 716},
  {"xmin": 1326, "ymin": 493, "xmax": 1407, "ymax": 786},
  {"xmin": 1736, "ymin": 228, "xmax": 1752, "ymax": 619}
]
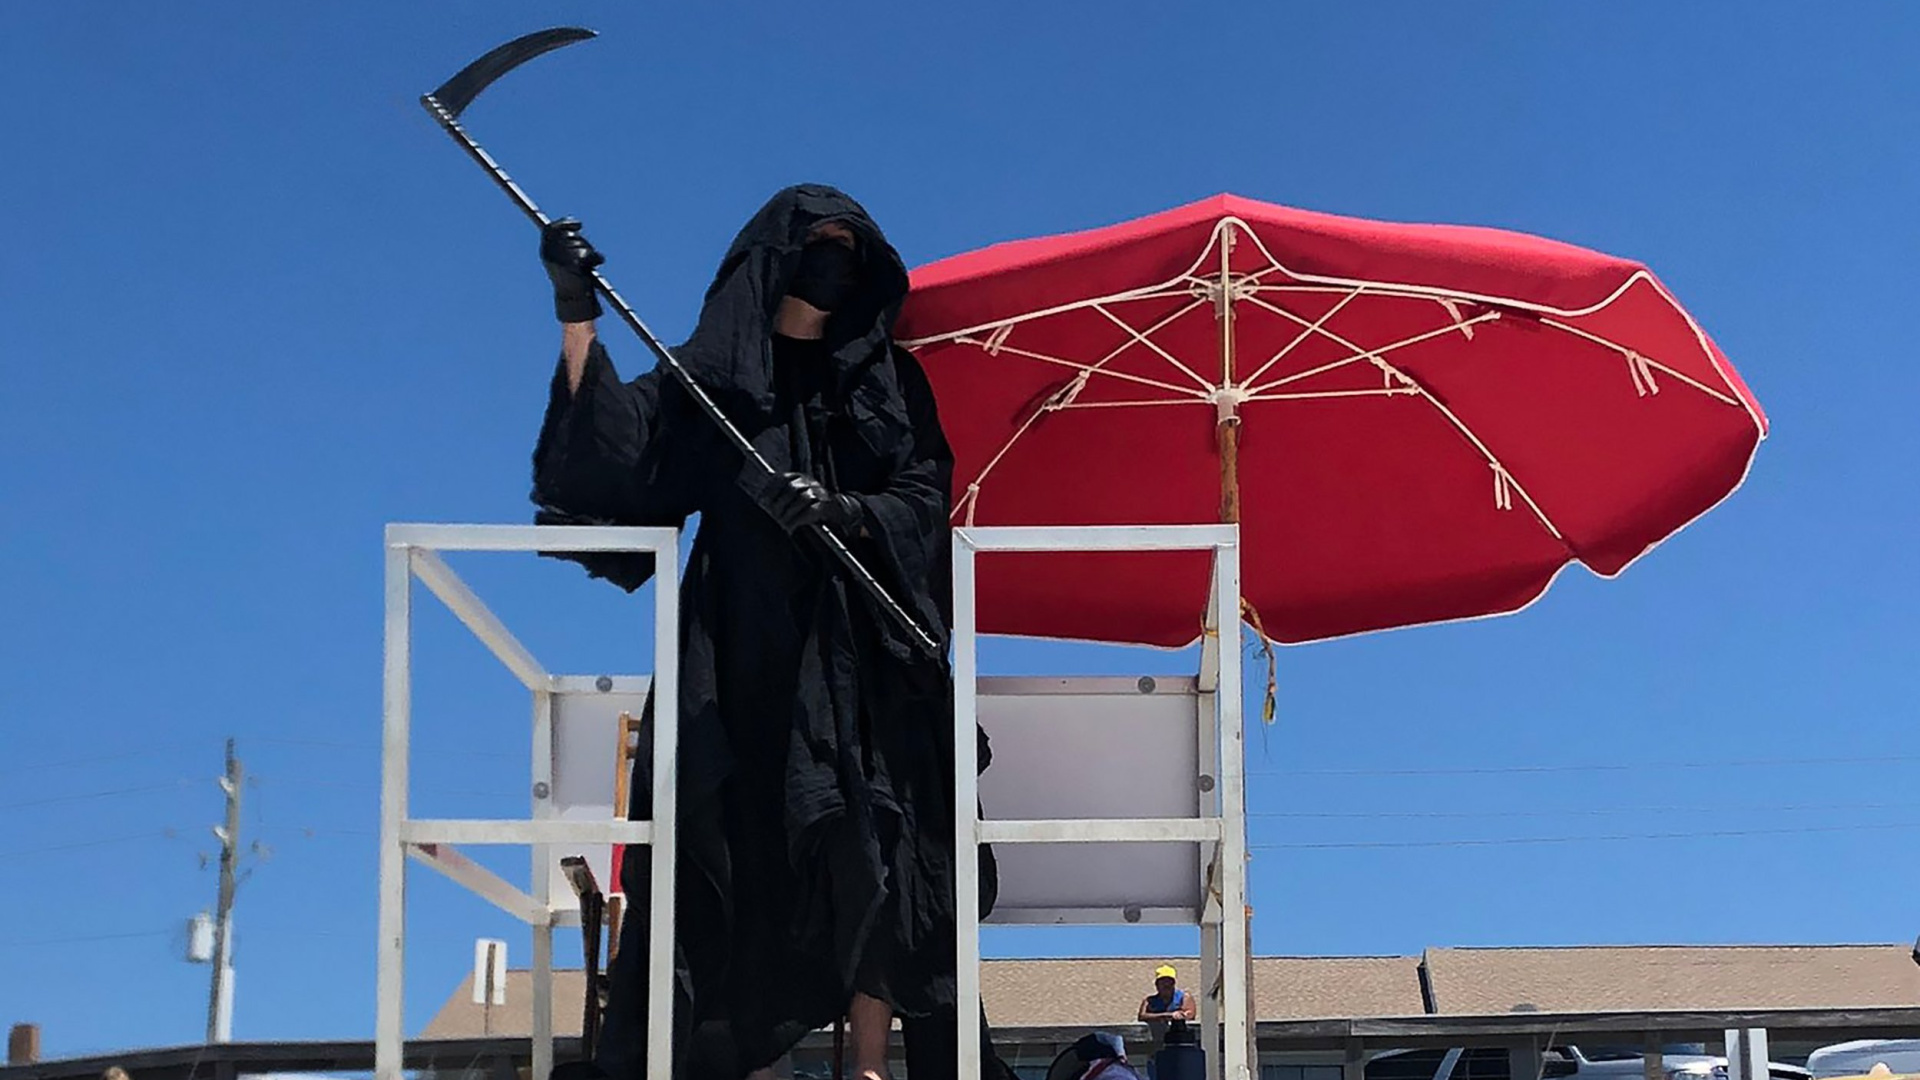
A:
[{"xmin": 897, "ymin": 194, "xmax": 1766, "ymax": 648}]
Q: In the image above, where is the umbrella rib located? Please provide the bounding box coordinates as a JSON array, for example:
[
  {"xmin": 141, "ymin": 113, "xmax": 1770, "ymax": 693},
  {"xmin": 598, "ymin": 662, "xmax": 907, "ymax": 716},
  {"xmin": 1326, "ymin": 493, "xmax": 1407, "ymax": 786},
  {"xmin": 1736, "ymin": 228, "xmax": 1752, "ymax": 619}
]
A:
[
  {"xmin": 1244, "ymin": 311, "xmax": 1504, "ymax": 395},
  {"xmin": 1055, "ymin": 397, "xmax": 1208, "ymax": 409},
  {"xmin": 946, "ymin": 304, "xmax": 1217, "ymax": 524},
  {"xmin": 901, "ymin": 286, "xmax": 1199, "ymax": 350},
  {"xmin": 1089, "ymin": 300, "xmax": 1217, "ymax": 390},
  {"xmin": 1235, "ymin": 286, "xmax": 1366, "ymax": 389},
  {"xmin": 1256, "ymin": 285, "xmax": 1488, "ymax": 344},
  {"xmin": 950, "ymin": 387, "xmax": 1064, "ymax": 527},
  {"xmin": 953, "ymin": 336, "xmax": 1209, "ymax": 398},
  {"xmin": 1243, "ymin": 388, "xmax": 1423, "ymax": 403},
  {"xmin": 1242, "ymin": 294, "xmax": 1569, "ymax": 544}
]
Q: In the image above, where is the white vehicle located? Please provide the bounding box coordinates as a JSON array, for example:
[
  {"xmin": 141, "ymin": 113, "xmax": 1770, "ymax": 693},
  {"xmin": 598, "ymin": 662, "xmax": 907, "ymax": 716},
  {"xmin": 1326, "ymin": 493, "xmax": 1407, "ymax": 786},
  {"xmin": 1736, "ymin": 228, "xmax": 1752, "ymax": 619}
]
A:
[
  {"xmin": 1542, "ymin": 1046, "xmax": 1811, "ymax": 1080},
  {"xmin": 1806, "ymin": 1041, "xmax": 1920, "ymax": 1080},
  {"xmin": 1361, "ymin": 1045, "xmax": 1811, "ymax": 1080}
]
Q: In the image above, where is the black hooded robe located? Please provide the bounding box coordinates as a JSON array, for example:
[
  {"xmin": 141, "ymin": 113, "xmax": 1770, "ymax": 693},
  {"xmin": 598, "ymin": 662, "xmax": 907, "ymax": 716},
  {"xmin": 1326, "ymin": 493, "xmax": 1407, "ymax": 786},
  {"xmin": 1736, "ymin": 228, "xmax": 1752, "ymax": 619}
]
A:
[{"xmin": 530, "ymin": 186, "xmax": 1003, "ymax": 1080}]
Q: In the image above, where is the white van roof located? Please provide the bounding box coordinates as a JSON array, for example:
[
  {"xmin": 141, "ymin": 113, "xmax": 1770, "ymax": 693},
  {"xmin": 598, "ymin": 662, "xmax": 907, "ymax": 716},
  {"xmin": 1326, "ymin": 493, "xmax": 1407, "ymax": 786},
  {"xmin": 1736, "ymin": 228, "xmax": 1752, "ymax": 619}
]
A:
[{"xmin": 1807, "ymin": 1041, "xmax": 1920, "ymax": 1079}]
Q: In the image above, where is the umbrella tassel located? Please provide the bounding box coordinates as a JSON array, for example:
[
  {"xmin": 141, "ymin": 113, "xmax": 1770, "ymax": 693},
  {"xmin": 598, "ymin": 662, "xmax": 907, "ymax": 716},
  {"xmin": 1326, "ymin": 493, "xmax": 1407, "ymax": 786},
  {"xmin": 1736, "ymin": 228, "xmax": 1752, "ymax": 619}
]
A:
[
  {"xmin": 1491, "ymin": 464, "xmax": 1514, "ymax": 511},
  {"xmin": 1239, "ymin": 598, "xmax": 1278, "ymax": 724},
  {"xmin": 1626, "ymin": 349, "xmax": 1659, "ymax": 397}
]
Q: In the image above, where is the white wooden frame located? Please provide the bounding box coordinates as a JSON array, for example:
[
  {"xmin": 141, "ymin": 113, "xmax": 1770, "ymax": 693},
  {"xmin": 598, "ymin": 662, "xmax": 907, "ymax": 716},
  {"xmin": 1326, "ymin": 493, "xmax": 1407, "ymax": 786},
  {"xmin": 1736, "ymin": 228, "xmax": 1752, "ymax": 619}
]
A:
[
  {"xmin": 953, "ymin": 524, "xmax": 1250, "ymax": 1080},
  {"xmin": 377, "ymin": 524, "xmax": 681, "ymax": 1080}
]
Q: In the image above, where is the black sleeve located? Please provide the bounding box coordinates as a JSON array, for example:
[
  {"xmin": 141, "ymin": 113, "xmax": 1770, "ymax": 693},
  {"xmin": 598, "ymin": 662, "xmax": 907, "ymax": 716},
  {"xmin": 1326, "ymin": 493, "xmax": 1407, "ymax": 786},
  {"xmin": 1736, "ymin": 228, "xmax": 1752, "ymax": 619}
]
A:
[
  {"xmin": 847, "ymin": 346, "xmax": 956, "ymax": 643},
  {"xmin": 530, "ymin": 340, "xmax": 702, "ymax": 590}
]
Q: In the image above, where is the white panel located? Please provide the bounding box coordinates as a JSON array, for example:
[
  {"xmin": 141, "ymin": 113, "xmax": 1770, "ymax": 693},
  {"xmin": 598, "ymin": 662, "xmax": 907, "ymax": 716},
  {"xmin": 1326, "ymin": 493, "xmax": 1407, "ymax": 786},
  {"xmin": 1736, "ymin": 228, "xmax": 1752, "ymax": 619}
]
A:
[
  {"xmin": 976, "ymin": 677, "xmax": 1202, "ymax": 916},
  {"xmin": 547, "ymin": 685, "xmax": 649, "ymax": 906},
  {"xmin": 473, "ymin": 939, "xmax": 508, "ymax": 1005}
]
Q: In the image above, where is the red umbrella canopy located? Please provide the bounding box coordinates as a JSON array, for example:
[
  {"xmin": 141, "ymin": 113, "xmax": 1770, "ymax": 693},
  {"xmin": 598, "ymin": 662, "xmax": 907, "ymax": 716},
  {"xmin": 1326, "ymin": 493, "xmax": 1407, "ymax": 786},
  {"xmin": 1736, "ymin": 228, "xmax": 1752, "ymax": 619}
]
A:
[{"xmin": 898, "ymin": 194, "xmax": 1766, "ymax": 647}]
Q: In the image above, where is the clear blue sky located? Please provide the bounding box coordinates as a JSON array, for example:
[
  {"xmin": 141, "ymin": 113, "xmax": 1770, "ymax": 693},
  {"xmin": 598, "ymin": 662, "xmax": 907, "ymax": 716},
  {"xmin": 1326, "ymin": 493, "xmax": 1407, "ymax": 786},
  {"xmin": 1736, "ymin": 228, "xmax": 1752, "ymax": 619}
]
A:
[{"xmin": 4, "ymin": 0, "xmax": 1917, "ymax": 1061}]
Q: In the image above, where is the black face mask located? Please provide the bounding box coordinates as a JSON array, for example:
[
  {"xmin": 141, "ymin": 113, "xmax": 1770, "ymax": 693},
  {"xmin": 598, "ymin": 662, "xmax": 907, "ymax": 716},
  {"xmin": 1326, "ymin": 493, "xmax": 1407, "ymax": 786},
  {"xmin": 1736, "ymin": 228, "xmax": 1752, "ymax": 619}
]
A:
[{"xmin": 787, "ymin": 239, "xmax": 861, "ymax": 313}]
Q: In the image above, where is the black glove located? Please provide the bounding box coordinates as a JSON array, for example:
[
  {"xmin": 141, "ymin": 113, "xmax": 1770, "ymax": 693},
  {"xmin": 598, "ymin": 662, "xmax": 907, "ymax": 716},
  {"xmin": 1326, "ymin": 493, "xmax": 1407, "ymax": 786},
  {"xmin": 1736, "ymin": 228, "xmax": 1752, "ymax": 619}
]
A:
[
  {"xmin": 766, "ymin": 472, "xmax": 865, "ymax": 535},
  {"xmin": 540, "ymin": 218, "xmax": 604, "ymax": 324}
]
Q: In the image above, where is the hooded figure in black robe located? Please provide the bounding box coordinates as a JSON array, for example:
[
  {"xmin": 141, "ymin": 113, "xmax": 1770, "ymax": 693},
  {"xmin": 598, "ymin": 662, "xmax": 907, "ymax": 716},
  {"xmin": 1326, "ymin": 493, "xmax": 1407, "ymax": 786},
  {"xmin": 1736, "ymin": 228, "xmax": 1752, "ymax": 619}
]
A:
[{"xmin": 529, "ymin": 185, "xmax": 1005, "ymax": 1080}]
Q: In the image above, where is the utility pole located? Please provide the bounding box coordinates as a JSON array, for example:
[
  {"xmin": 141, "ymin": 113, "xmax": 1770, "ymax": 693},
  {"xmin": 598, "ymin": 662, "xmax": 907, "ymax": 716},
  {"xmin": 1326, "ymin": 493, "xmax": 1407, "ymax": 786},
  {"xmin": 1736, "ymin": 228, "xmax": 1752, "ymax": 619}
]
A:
[{"xmin": 206, "ymin": 738, "xmax": 242, "ymax": 1043}]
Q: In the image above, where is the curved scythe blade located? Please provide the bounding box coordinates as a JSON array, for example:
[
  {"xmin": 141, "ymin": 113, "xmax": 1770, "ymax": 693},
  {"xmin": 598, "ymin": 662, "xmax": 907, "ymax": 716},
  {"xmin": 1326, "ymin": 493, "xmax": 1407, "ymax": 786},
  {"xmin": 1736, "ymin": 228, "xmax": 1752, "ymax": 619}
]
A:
[{"xmin": 428, "ymin": 26, "xmax": 596, "ymax": 119}]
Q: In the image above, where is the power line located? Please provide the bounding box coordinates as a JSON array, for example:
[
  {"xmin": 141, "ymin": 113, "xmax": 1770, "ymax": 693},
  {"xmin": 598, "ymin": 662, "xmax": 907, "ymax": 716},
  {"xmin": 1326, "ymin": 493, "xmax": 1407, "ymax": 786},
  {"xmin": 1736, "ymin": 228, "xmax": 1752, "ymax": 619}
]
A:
[
  {"xmin": 260, "ymin": 776, "xmax": 521, "ymax": 799},
  {"xmin": 251, "ymin": 737, "xmax": 516, "ymax": 760},
  {"xmin": 0, "ymin": 830, "xmax": 183, "ymax": 860},
  {"xmin": 1249, "ymin": 800, "xmax": 1909, "ymax": 820},
  {"xmin": 1247, "ymin": 752, "xmax": 1920, "ymax": 778},
  {"xmin": 256, "ymin": 825, "xmax": 376, "ymax": 840},
  {"xmin": 1250, "ymin": 819, "xmax": 1920, "ymax": 851},
  {"xmin": 0, "ymin": 742, "xmax": 204, "ymax": 779},
  {"xmin": 0, "ymin": 779, "xmax": 197, "ymax": 812},
  {"xmin": 0, "ymin": 929, "xmax": 172, "ymax": 948}
]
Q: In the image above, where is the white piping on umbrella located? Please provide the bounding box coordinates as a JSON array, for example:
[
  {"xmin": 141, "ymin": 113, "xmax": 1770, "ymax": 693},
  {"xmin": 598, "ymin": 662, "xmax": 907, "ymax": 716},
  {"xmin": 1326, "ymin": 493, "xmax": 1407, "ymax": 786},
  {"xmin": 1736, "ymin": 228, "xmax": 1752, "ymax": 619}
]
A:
[
  {"xmin": 958, "ymin": 438, "xmax": 1769, "ymax": 654},
  {"xmin": 908, "ymin": 215, "xmax": 1757, "ymax": 537},
  {"xmin": 1537, "ymin": 316, "xmax": 1744, "ymax": 407}
]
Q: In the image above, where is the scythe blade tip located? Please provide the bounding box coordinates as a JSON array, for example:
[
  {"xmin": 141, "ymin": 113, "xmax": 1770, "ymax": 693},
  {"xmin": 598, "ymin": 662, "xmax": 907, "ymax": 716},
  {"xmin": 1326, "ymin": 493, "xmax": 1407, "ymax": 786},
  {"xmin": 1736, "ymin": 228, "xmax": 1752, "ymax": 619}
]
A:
[{"xmin": 427, "ymin": 26, "xmax": 598, "ymax": 119}]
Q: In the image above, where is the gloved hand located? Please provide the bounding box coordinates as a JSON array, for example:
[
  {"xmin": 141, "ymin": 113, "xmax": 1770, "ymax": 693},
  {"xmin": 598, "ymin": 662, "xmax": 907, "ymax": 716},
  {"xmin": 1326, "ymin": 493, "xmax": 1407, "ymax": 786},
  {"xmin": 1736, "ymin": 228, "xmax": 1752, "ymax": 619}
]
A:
[
  {"xmin": 766, "ymin": 472, "xmax": 865, "ymax": 535},
  {"xmin": 540, "ymin": 218, "xmax": 605, "ymax": 324}
]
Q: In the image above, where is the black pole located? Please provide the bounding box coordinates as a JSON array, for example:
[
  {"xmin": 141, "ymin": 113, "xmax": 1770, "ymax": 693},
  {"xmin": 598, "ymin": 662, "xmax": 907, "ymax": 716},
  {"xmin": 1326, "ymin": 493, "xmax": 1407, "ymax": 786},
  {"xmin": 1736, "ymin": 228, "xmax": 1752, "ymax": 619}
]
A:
[{"xmin": 418, "ymin": 32, "xmax": 941, "ymax": 660}]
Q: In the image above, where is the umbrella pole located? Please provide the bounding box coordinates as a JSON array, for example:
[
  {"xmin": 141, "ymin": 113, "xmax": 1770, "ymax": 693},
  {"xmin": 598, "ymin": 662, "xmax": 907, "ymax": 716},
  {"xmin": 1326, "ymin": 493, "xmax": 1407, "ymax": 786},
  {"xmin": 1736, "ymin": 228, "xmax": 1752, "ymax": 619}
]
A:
[
  {"xmin": 1216, "ymin": 223, "xmax": 1243, "ymax": 525},
  {"xmin": 1218, "ymin": 420, "xmax": 1241, "ymax": 524}
]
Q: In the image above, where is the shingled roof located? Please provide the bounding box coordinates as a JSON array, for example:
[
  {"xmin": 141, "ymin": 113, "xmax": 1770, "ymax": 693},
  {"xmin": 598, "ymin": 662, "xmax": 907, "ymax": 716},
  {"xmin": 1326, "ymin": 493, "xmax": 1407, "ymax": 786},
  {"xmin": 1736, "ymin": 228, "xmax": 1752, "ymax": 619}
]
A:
[
  {"xmin": 419, "ymin": 944, "xmax": 1920, "ymax": 1039},
  {"xmin": 1422, "ymin": 944, "xmax": 1920, "ymax": 1015}
]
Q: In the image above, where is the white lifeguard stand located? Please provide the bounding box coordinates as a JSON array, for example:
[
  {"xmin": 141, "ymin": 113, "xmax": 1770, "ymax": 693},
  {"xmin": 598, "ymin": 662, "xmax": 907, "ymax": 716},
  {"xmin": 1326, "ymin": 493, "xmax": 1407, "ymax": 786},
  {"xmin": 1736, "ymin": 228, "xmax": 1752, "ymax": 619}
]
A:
[
  {"xmin": 952, "ymin": 525, "xmax": 1251, "ymax": 1080},
  {"xmin": 376, "ymin": 524, "xmax": 682, "ymax": 1080},
  {"xmin": 374, "ymin": 521, "xmax": 1251, "ymax": 1080}
]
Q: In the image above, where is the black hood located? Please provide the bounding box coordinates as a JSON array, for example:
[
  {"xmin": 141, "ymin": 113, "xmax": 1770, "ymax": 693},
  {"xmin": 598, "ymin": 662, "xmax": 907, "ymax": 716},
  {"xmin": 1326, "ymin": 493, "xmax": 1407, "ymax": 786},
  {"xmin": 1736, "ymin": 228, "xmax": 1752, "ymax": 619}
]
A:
[{"xmin": 673, "ymin": 184, "xmax": 912, "ymax": 425}]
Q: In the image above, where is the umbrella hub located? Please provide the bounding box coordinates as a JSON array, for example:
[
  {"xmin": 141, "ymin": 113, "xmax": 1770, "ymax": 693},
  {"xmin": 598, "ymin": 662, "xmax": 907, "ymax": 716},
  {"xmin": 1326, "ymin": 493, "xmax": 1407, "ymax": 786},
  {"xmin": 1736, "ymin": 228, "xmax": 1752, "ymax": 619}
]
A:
[
  {"xmin": 1189, "ymin": 272, "xmax": 1261, "ymax": 307},
  {"xmin": 1208, "ymin": 385, "xmax": 1250, "ymax": 424}
]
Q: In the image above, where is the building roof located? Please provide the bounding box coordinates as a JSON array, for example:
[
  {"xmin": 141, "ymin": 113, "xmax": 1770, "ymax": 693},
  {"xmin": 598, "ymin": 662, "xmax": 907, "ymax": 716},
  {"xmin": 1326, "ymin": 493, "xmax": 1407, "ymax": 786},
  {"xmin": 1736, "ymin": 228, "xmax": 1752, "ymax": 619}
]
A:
[
  {"xmin": 420, "ymin": 945, "xmax": 1920, "ymax": 1040},
  {"xmin": 426, "ymin": 968, "xmax": 589, "ymax": 1040},
  {"xmin": 1423, "ymin": 944, "xmax": 1920, "ymax": 1015},
  {"xmin": 974, "ymin": 956, "xmax": 1429, "ymax": 1030}
]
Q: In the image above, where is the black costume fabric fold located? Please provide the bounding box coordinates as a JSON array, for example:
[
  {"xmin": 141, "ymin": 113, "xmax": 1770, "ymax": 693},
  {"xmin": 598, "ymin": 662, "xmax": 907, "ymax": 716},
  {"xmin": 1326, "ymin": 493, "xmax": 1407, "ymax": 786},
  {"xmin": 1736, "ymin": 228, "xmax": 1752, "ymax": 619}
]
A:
[{"xmin": 530, "ymin": 185, "xmax": 1003, "ymax": 1080}]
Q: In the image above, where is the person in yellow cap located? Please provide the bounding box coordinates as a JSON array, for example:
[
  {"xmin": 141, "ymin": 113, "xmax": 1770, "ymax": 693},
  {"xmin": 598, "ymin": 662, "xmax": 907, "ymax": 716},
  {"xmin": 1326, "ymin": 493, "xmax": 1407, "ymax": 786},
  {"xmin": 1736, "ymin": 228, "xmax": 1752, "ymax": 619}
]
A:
[{"xmin": 1137, "ymin": 964, "xmax": 1196, "ymax": 1051}]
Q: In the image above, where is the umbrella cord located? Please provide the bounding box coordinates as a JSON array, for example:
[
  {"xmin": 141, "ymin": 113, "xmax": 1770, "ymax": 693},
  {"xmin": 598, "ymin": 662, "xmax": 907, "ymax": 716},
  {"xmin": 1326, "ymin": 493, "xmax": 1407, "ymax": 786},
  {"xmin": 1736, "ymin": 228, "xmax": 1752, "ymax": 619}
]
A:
[{"xmin": 1239, "ymin": 599, "xmax": 1278, "ymax": 724}]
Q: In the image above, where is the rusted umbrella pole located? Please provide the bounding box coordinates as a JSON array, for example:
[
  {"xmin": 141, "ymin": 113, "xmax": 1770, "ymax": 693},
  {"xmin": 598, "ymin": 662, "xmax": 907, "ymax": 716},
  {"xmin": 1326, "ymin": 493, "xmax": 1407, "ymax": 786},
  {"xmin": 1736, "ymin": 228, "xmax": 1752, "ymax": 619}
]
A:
[{"xmin": 1215, "ymin": 228, "xmax": 1244, "ymax": 527}]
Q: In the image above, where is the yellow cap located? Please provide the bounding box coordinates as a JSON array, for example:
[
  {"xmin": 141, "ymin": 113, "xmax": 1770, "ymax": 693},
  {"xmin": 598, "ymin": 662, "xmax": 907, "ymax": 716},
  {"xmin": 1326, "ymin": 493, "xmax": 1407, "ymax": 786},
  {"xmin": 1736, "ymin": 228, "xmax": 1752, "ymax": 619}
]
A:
[{"xmin": 1155, "ymin": 965, "xmax": 1177, "ymax": 980}]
